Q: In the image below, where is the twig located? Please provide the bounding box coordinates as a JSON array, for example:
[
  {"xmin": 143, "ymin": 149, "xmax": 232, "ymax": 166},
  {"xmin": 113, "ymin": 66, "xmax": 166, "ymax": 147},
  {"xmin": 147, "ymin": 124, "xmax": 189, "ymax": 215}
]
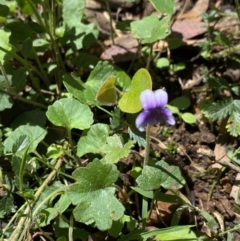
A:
[
  {"xmin": 197, "ymin": 148, "xmax": 240, "ymax": 173},
  {"xmin": 105, "ymin": 0, "xmax": 115, "ymax": 45}
]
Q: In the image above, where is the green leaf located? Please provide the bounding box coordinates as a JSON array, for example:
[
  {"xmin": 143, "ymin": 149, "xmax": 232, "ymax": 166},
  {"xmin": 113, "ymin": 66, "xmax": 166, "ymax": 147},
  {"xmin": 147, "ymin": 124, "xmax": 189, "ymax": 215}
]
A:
[
  {"xmin": 12, "ymin": 67, "xmax": 27, "ymax": 93},
  {"xmin": 155, "ymin": 57, "xmax": 170, "ymax": 68},
  {"xmin": 77, "ymin": 124, "xmax": 133, "ymax": 163},
  {"xmin": 141, "ymin": 226, "xmax": 195, "ymax": 240},
  {"xmin": 96, "ymin": 76, "xmax": 117, "ymax": 105},
  {"xmin": 110, "ymin": 107, "xmax": 123, "ymax": 129},
  {"xmin": 21, "ymin": 38, "xmax": 32, "ymax": 58},
  {"xmin": 6, "ymin": 22, "xmax": 32, "ymax": 43},
  {"xmin": 166, "ymin": 104, "xmax": 180, "ymax": 115},
  {"xmin": 62, "ymin": 0, "xmax": 85, "ymax": 28},
  {"xmin": 0, "ymin": 194, "xmax": 14, "ymax": 218},
  {"xmin": 130, "ymin": 166, "xmax": 142, "ymax": 179},
  {"xmin": 115, "ymin": 20, "xmax": 132, "ymax": 31},
  {"xmin": 10, "ymin": 109, "xmax": 47, "ymax": 130},
  {"xmin": 38, "ymin": 193, "xmax": 71, "ymax": 227},
  {"xmin": 0, "ymin": 4, "xmax": 9, "ymax": 17},
  {"xmin": 27, "ymin": 22, "xmax": 46, "ymax": 34},
  {"xmin": 167, "ymin": 38, "xmax": 183, "ymax": 49},
  {"xmin": 198, "ymin": 98, "xmax": 214, "ymax": 118},
  {"xmin": 61, "ymin": 0, "xmax": 98, "ymax": 51},
  {"xmin": 118, "ymin": 68, "xmax": 152, "ymax": 113},
  {"xmin": 0, "ymin": 28, "xmax": 11, "ymax": 63},
  {"xmin": 16, "ymin": 0, "xmax": 40, "ymax": 14},
  {"xmin": 12, "ymin": 135, "xmax": 30, "ymax": 154},
  {"xmin": 127, "ymin": 113, "xmax": 146, "ymax": 146},
  {"xmin": 46, "ymin": 98, "xmax": 93, "ymax": 131},
  {"xmin": 204, "ymin": 98, "xmax": 233, "ymax": 121},
  {"xmin": 0, "ymin": 1, "xmax": 17, "ymax": 13},
  {"xmin": 32, "ymin": 38, "xmax": 49, "ymax": 48},
  {"xmin": 66, "ymin": 160, "xmax": 124, "ymax": 230},
  {"xmin": 155, "ymin": 226, "xmax": 197, "ymax": 240},
  {"xmin": 114, "ymin": 67, "xmax": 131, "ymax": 91},
  {"xmin": 149, "ymin": 0, "xmax": 176, "ymax": 15},
  {"xmin": 181, "ymin": 113, "xmax": 197, "ymax": 124},
  {"xmin": 108, "ymin": 215, "xmax": 136, "ymax": 238},
  {"xmin": 131, "ymin": 186, "xmax": 153, "ymax": 199},
  {"xmin": 226, "ymin": 112, "xmax": 240, "ymax": 137},
  {"xmin": 199, "ymin": 209, "xmax": 218, "ymax": 235},
  {"xmin": 63, "ymin": 61, "xmax": 115, "ymax": 105},
  {"xmin": 170, "ymin": 96, "xmax": 191, "ymax": 110},
  {"xmin": 170, "ymin": 62, "xmax": 186, "ymax": 72},
  {"xmin": 136, "ymin": 160, "xmax": 185, "ymax": 190},
  {"xmin": 47, "ymin": 144, "xmax": 65, "ymax": 160},
  {"xmin": 0, "ymin": 87, "xmax": 13, "ymax": 111},
  {"xmin": 62, "ymin": 22, "xmax": 98, "ymax": 50},
  {"xmin": 53, "ymin": 216, "xmax": 89, "ymax": 241},
  {"xmin": 32, "ymin": 185, "xmax": 60, "ymax": 214},
  {"xmin": 102, "ymin": 135, "xmax": 134, "ymax": 164},
  {"xmin": 131, "ymin": 14, "xmax": 171, "ymax": 44},
  {"xmin": 154, "ymin": 193, "xmax": 184, "ymax": 204},
  {"xmin": 77, "ymin": 123, "xmax": 109, "ymax": 157},
  {"xmin": 71, "ymin": 53, "xmax": 99, "ymax": 71},
  {"xmin": 4, "ymin": 125, "xmax": 47, "ymax": 155}
]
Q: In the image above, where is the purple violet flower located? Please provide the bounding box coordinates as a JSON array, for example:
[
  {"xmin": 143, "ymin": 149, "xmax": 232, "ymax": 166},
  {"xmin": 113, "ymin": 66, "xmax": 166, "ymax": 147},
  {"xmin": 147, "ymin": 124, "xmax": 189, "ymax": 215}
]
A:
[{"xmin": 136, "ymin": 89, "xmax": 175, "ymax": 132}]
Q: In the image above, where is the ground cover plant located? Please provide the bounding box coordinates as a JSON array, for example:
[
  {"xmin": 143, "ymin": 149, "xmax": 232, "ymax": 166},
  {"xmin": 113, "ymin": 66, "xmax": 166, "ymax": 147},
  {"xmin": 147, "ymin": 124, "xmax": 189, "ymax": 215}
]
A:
[{"xmin": 1, "ymin": 0, "xmax": 240, "ymax": 240}]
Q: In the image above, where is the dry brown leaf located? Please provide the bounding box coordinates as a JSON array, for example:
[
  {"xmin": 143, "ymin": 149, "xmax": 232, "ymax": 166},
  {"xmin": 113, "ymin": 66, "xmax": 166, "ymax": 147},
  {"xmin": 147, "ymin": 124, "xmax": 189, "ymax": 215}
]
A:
[
  {"xmin": 172, "ymin": 20, "xmax": 206, "ymax": 39},
  {"xmin": 101, "ymin": 45, "xmax": 138, "ymax": 63},
  {"xmin": 230, "ymin": 173, "xmax": 240, "ymax": 205},
  {"xmin": 214, "ymin": 143, "xmax": 230, "ymax": 163},
  {"xmin": 178, "ymin": 0, "xmax": 210, "ymax": 20}
]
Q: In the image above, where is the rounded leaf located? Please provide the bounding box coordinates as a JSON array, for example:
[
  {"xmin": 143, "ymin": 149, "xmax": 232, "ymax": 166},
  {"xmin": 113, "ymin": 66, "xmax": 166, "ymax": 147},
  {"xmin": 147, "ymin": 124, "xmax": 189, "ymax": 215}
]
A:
[
  {"xmin": 46, "ymin": 98, "xmax": 93, "ymax": 130},
  {"xmin": 181, "ymin": 112, "xmax": 197, "ymax": 124},
  {"xmin": 170, "ymin": 96, "xmax": 190, "ymax": 110},
  {"xmin": 118, "ymin": 68, "xmax": 152, "ymax": 113}
]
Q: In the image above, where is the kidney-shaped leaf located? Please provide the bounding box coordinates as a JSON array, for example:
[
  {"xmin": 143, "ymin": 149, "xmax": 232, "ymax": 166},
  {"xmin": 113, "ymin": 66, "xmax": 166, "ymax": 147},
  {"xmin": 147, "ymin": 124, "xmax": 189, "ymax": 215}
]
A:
[
  {"xmin": 137, "ymin": 160, "xmax": 185, "ymax": 190},
  {"xmin": 46, "ymin": 98, "xmax": 93, "ymax": 131},
  {"xmin": 66, "ymin": 160, "xmax": 124, "ymax": 230}
]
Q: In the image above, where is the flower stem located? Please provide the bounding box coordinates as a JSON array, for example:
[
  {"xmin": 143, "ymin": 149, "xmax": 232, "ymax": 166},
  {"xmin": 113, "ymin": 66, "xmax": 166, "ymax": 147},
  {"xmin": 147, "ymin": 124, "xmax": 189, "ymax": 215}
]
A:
[
  {"xmin": 143, "ymin": 124, "xmax": 150, "ymax": 166},
  {"xmin": 141, "ymin": 124, "xmax": 151, "ymax": 230}
]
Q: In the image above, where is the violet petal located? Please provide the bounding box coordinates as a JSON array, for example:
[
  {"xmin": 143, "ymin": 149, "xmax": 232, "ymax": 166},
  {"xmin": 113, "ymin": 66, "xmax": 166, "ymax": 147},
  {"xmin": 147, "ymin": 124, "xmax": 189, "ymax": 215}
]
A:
[
  {"xmin": 162, "ymin": 108, "xmax": 175, "ymax": 125},
  {"xmin": 154, "ymin": 89, "xmax": 168, "ymax": 107},
  {"xmin": 135, "ymin": 111, "xmax": 153, "ymax": 132},
  {"xmin": 140, "ymin": 90, "xmax": 156, "ymax": 110}
]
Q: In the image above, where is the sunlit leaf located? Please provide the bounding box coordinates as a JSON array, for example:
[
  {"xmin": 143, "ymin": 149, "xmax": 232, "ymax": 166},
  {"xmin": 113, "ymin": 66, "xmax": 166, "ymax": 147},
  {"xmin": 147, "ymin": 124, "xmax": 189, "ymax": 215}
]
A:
[
  {"xmin": 66, "ymin": 160, "xmax": 124, "ymax": 230},
  {"xmin": 46, "ymin": 98, "xmax": 93, "ymax": 131},
  {"xmin": 77, "ymin": 124, "xmax": 133, "ymax": 163},
  {"xmin": 137, "ymin": 160, "xmax": 185, "ymax": 190},
  {"xmin": 131, "ymin": 14, "xmax": 171, "ymax": 44},
  {"xmin": 118, "ymin": 68, "xmax": 152, "ymax": 113},
  {"xmin": 149, "ymin": 0, "xmax": 176, "ymax": 15}
]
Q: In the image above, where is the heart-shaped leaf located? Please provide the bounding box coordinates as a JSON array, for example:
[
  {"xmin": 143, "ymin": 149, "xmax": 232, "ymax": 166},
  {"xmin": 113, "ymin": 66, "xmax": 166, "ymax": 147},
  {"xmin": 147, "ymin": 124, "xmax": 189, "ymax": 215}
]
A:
[
  {"xmin": 46, "ymin": 98, "xmax": 93, "ymax": 131},
  {"xmin": 96, "ymin": 76, "xmax": 117, "ymax": 106},
  {"xmin": 118, "ymin": 68, "xmax": 152, "ymax": 113}
]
